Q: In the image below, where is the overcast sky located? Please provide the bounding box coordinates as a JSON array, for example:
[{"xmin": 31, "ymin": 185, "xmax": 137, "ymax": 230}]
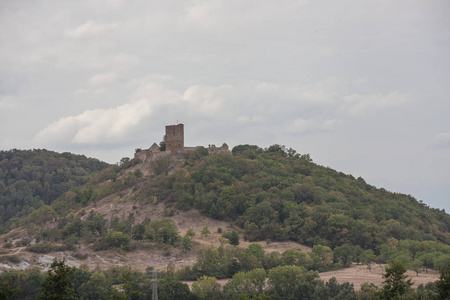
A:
[{"xmin": 1, "ymin": 0, "xmax": 449, "ymax": 212}]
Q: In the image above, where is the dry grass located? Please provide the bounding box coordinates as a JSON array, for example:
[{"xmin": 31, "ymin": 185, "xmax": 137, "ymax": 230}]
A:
[{"xmin": 320, "ymin": 263, "xmax": 440, "ymax": 290}]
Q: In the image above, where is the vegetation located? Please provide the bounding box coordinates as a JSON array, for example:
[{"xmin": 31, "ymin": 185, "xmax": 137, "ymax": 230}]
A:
[
  {"xmin": 1, "ymin": 258, "xmax": 447, "ymax": 299},
  {"xmin": 0, "ymin": 149, "xmax": 109, "ymax": 229},
  {"xmin": 0, "ymin": 145, "xmax": 449, "ymax": 299}
]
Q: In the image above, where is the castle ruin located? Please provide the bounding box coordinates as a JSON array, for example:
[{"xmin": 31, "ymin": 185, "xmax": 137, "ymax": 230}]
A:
[{"xmin": 134, "ymin": 124, "xmax": 229, "ymax": 162}]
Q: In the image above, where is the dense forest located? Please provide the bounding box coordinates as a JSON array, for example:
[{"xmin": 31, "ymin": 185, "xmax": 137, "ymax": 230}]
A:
[{"xmin": 0, "ymin": 149, "xmax": 109, "ymax": 229}]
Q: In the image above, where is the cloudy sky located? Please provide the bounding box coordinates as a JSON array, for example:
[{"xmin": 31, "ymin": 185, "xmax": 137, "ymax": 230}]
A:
[{"xmin": 1, "ymin": 0, "xmax": 449, "ymax": 211}]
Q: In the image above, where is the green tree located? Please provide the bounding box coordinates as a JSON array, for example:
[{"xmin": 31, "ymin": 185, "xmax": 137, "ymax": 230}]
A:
[
  {"xmin": 78, "ymin": 271, "xmax": 111, "ymax": 299},
  {"xmin": 201, "ymin": 223, "xmax": 211, "ymax": 236},
  {"xmin": 0, "ymin": 278, "xmax": 20, "ymax": 299},
  {"xmin": 333, "ymin": 244, "xmax": 356, "ymax": 267},
  {"xmin": 436, "ymin": 263, "xmax": 450, "ymax": 300},
  {"xmin": 182, "ymin": 235, "xmax": 193, "ymax": 252},
  {"xmin": 360, "ymin": 249, "xmax": 376, "ymax": 272},
  {"xmin": 281, "ymin": 249, "xmax": 313, "ymax": 268},
  {"xmin": 38, "ymin": 258, "xmax": 76, "ymax": 300},
  {"xmin": 310, "ymin": 244, "xmax": 333, "ymax": 271},
  {"xmin": 159, "ymin": 277, "xmax": 192, "ymax": 300},
  {"xmin": 223, "ymin": 268, "xmax": 266, "ymax": 298},
  {"xmin": 192, "ymin": 276, "xmax": 221, "ymax": 299},
  {"xmin": 132, "ymin": 223, "xmax": 146, "ymax": 241},
  {"xmin": 379, "ymin": 260, "xmax": 413, "ymax": 299},
  {"xmin": 268, "ymin": 265, "xmax": 308, "ymax": 297},
  {"xmin": 228, "ymin": 231, "xmax": 240, "ymax": 246}
]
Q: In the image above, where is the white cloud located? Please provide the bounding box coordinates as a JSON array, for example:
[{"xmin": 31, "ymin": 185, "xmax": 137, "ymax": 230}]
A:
[
  {"xmin": 34, "ymin": 99, "xmax": 153, "ymax": 145},
  {"xmin": 66, "ymin": 21, "xmax": 118, "ymax": 38}
]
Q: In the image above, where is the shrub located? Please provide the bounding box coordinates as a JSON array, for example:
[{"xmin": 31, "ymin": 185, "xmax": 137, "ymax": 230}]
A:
[
  {"xmin": 3, "ymin": 242, "xmax": 13, "ymax": 249},
  {"xmin": 26, "ymin": 242, "xmax": 55, "ymax": 253},
  {"xmin": 0, "ymin": 255, "xmax": 21, "ymax": 263},
  {"xmin": 15, "ymin": 239, "xmax": 30, "ymax": 247},
  {"xmin": 102, "ymin": 231, "xmax": 130, "ymax": 250}
]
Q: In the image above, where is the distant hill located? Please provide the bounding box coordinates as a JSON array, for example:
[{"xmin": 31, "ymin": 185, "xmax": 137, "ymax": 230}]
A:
[{"xmin": 0, "ymin": 149, "xmax": 110, "ymax": 228}]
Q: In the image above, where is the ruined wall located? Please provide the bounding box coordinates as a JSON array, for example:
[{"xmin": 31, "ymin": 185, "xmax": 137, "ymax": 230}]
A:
[
  {"xmin": 165, "ymin": 124, "xmax": 184, "ymax": 152},
  {"xmin": 208, "ymin": 143, "xmax": 230, "ymax": 154}
]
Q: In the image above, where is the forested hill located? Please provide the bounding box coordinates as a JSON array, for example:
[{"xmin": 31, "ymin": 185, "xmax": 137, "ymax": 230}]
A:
[
  {"xmin": 0, "ymin": 149, "xmax": 110, "ymax": 228},
  {"xmin": 151, "ymin": 144, "xmax": 450, "ymax": 250},
  {"xmin": 2, "ymin": 145, "xmax": 450, "ymax": 254}
]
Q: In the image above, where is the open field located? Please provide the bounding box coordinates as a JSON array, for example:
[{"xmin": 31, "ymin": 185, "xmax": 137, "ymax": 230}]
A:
[{"xmin": 320, "ymin": 263, "xmax": 440, "ymax": 290}]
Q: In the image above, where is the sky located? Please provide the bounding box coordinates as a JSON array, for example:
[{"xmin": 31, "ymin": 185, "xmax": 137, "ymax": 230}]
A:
[{"xmin": 1, "ymin": 0, "xmax": 449, "ymax": 212}]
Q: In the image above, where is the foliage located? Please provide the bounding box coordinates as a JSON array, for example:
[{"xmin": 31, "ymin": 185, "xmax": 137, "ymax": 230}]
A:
[
  {"xmin": 145, "ymin": 218, "xmax": 180, "ymax": 245},
  {"xmin": 26, "ymin": 242, "xmax": 55, "ymax": 253},
  {"xmin": 222, "ymin": 231, "xmax": 240, "ymax": 246},
  {"xmin": 159, "ymin": 277, "xmax": 192, "ymax": 300},
  {"xmin": 201, "ymin": 223, "xmax": 211, "ymax": 236},
  {"xmin": 38, "ymin": 258, "xmax": 76, "ymax": 300},
  {"xmin": 192, "ymin": 275, "xmax": 221, "ymax": 299},
  {"xmin": 379, "ymin": 260, "xmax": 413, "ymax": 299},
  {"xmin": 223, "ymin": 268, "xmax": 266, "ymax": 298},
  {"xmin": 100, "ymin": 231, "xmax": 130, "ymax": 250},
  {"xmin": 436, "ymin": 263, "xmax": 450, "ymax": 299},
  {"xmin": 0, "ymin": 149, "xmax": 109, "ymax": 227}
]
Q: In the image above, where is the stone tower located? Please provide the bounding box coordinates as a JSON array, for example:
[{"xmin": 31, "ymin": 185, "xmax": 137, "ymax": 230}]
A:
[{"xmin": 165, "ymin": 124, "xmax": 184, "ymax": 152}]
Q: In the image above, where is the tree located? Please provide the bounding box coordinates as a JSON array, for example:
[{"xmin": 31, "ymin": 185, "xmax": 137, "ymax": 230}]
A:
[
  {"xmin": 310, "ymin": 244, "xmax": 333, "ymax": 271},
  {"xmin": 201, "ymin": 223, "xmax": 211, "ymax": 236},
  {"xmin": 281, "ymin": 249, "xmax": 313, "ymax": 268},
  {"xmin": 159, "ymin": 135, "xmax": 166, "ymax": 151},
  {"xmin": 223, "ymin": 268, "xmax": 266, "ymax": 297},
  {"xmin": 228, "ymin": 231, "xmax": 240, "ymax": 246},
  {"xmin": 360, "ymin": 249, "xmax": 376, "ymax": 272},
  {"xmin": 0, "ymin": 278, "xmax": 20, "ymax": 299},
  {"xmin": 333, "ymin": 244, "xmax": 355, "ymax": 267},
  {"xmin": 268, "ymin": 265, "xmax": 308, "ymax": 297},
  {"xmin": 78, "ymin": 271, "xmax": 111, "ymax": 299},
  {"xmin": 182, "ymin": 235, "xmax": 193, "ymax": 252},
  {"xmin": 191, "ymin": 276, "xmax": 221, "ymax": 299},
  {"xmin": 436, "ymin": 263, "xmax": 450, "ymax": 299},
  {"xmin": 380, "ymin": 260, "xmax": 413, "ymax": 299},
  {"xmin": 38, "ymin": 258, "xmax": 76, "ymax": 300},
  {"xmin": 159, "ymin": 277, "xmax": 192, "ymax": 300},
  {"xmin": 132, "ymin": 223, "xmax": 146, "ymax": 241}
]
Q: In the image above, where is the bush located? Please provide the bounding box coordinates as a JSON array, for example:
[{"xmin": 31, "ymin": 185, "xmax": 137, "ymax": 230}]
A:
[
  {"xmin": 3, "ymin": 242, "xmax": 13, "ymax": 249},
  {"xmin": 0, "ymin": 255, "xmax": 21, "ymax": 263},
  {"xmin": 26, "ymin": 242, "xmax": 55, "ymax": 253},
  {"xmin": 101, "ymin": 231, "xmax": 130, "ymax": 250},
  {"xmin": 15, "ymin": 239, "xmax": 30, "ymax": 247}
]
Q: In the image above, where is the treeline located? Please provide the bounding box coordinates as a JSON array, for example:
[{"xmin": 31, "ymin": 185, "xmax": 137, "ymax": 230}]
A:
[
  {"xmin": 0, "ymin": 149, "xmax": 109, "ymax": 228},
  {"xmin": 1, "ymin": 258, "xmax": 449, "ymax": 299}
]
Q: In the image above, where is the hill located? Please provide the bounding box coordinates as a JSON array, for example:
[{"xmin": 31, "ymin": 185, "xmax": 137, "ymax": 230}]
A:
[
  {"xmin": 0, "ymin": 149, "xmax": 109, "ymax": 229},
  {"xmin": 0, "ymin": 145, "xmax": 448, "ymax": 297}
]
